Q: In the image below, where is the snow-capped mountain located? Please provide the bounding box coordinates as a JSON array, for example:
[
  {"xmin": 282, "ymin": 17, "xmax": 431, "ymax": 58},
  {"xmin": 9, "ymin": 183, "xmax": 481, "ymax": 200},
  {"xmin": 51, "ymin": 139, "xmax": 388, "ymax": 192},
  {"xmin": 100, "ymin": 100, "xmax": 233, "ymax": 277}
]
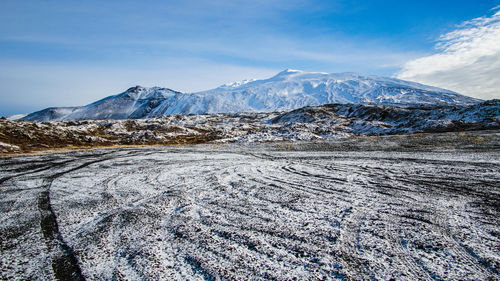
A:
[{"xmin": 21, "ymin": 69, "xmax": 482, "ymax": 121}]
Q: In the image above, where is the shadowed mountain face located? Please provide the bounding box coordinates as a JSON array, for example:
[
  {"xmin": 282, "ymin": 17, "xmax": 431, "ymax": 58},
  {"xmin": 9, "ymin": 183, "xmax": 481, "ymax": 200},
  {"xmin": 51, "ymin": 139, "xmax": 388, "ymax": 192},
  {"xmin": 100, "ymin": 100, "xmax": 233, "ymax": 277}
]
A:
[{"xmin": 21, "ymin": 70, "xmax": 481, "ymax": 121}]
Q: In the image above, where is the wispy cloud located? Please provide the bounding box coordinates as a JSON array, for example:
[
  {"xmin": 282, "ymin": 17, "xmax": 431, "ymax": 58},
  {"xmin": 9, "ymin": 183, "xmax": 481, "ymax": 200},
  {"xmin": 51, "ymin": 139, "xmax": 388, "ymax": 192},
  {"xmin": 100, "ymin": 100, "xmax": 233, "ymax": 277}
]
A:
[{"xmin": 397, "ymin": 10, "xmax": 500, "ymax": 99}]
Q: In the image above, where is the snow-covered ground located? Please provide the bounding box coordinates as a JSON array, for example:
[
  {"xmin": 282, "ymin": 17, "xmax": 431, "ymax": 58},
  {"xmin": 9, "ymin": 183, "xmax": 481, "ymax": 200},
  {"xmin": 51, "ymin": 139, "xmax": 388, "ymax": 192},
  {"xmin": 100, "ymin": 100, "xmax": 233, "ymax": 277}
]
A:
[
  {"xmin": 1, "ymin": 140, "xmax": 499, "ymax": 280},
  {"xmin": 2, "ymin": 100, "xmax": 499, "ymax": 154}
]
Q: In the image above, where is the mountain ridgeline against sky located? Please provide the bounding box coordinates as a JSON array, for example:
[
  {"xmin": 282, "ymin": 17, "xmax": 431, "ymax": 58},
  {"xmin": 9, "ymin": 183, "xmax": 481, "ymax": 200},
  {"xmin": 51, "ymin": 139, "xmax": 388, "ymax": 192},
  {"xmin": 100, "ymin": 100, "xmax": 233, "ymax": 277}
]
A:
[{"xmin": 21, "ymin": 70, "xmax": 482, "ymax": 121}]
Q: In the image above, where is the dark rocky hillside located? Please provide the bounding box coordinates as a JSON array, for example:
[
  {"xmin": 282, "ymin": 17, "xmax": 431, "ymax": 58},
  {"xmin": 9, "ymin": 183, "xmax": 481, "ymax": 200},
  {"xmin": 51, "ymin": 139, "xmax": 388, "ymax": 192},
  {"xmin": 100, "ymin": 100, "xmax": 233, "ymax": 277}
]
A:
[{"xmin": 1, "ymin": 101, "xmax": 498, "ymax": 154}]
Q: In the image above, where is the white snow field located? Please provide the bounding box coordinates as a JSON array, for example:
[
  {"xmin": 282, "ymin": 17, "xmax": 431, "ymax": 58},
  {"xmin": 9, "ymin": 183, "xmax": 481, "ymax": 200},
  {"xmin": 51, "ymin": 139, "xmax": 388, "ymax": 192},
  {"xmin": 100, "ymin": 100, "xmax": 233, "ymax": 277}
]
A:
[{"xmin": 1, "ymin": 143, "xmax": 499, "ymax": 280}]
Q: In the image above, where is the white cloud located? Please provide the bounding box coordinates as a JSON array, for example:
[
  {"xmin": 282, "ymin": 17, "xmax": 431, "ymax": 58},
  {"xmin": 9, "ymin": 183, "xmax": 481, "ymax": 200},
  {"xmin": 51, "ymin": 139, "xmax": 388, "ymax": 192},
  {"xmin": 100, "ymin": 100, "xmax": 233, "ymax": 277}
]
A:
[{"xmin": 397, "ymin": 10, "xmax": 500, "ymax": 100}]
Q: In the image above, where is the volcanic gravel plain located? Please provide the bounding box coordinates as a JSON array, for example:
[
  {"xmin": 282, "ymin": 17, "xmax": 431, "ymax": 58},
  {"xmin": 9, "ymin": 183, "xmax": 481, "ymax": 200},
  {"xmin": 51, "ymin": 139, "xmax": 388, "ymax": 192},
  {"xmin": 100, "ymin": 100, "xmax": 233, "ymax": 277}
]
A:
[{"xmin": 1, "ymin": 132, "xmax": 499, "ymax": 280}]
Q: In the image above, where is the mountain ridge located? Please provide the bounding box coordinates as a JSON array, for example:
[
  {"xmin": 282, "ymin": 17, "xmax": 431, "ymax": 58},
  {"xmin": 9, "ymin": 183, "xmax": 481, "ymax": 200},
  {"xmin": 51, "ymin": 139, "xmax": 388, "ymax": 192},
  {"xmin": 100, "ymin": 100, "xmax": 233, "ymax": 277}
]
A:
[{"xmin": 20, "ymin": 70, "xmax": 482, "ymax": 121}]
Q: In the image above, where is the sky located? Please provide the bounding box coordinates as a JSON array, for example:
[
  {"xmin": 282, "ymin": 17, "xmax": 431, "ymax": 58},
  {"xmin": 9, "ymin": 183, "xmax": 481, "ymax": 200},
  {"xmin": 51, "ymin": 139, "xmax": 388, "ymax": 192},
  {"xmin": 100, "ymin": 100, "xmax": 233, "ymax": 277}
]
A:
[{"xmin": 1, "ymin": 0, "xmax": 499, "ymax": 116}]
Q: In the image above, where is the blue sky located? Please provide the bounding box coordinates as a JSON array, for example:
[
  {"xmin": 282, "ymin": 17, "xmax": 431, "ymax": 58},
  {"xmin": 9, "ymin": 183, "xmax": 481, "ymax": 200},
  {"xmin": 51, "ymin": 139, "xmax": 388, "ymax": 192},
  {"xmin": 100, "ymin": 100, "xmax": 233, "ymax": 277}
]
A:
[{"xmin": 1, "ymin": 0, "xmax": 499, "ymax": 116}]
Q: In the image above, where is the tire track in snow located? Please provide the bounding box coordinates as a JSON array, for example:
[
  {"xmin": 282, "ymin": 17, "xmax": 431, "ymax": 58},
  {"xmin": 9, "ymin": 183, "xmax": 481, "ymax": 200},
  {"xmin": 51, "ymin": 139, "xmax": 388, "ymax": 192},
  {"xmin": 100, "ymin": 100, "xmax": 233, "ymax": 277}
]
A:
[
  {"xmin": 38, "ymin": 155, "xmax": 116, "ymax": 281},
  {"xmin": 2, "ymin": 147, "xmax": 499, "ymax": 280}
]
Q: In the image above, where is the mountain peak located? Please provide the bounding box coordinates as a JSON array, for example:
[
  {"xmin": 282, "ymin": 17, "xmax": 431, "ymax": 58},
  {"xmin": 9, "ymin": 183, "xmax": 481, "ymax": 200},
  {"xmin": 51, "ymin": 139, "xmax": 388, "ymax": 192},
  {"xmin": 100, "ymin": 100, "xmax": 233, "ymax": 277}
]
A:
[
  {"xmin": 126, "ymin": 85, "xmax": 145, "ymax": 93},
  {"xmin": 276, "ymin": 69, "xmax": 303, "ymax": 76},
  {"xmin": 218, "ymin": 79, "xmax": 257, "ymax": 89}
]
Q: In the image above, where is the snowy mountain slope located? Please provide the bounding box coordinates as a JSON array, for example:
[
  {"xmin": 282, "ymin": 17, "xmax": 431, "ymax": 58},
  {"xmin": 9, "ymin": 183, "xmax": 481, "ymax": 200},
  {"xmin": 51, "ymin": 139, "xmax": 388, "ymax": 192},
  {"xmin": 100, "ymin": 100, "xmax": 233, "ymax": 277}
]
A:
[
  {"xmin": 6, "ymin": 113, "xmax": 28, "ymax": 121},
  {"xmin": 21, "ymin": 69, "xmax": 482, "ymax": 121},
  {"xmin": 21, "ymin": 86, "xmax": 180, "ymax": 121},
  {"xmin": 199, "ymin": 69, "xmax": 480, "ymax": 107},
  {"xmin": 21, "ymin": 107, "xmax": 82, "ymax": 122}
]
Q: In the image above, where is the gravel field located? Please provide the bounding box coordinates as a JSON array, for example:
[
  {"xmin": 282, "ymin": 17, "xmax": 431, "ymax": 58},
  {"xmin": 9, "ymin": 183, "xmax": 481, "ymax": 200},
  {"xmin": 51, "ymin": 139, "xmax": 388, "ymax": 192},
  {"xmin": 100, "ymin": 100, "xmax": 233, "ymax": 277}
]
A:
[{"xmin": 1, "ymin": 134, "xmax": 499, "ymax": 280}]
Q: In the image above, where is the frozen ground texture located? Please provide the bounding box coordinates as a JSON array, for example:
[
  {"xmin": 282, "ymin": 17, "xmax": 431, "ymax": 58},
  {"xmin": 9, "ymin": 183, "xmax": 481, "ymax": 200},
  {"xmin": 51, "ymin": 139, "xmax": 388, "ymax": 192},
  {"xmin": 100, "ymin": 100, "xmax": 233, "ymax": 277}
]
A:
[
  {"xmin": 1, "ymin": 133, "xmax": 499, "ymax": 280},
  {"xmin": 20, "ymin": 69, "xmax": 480, "ymax": 121}
]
